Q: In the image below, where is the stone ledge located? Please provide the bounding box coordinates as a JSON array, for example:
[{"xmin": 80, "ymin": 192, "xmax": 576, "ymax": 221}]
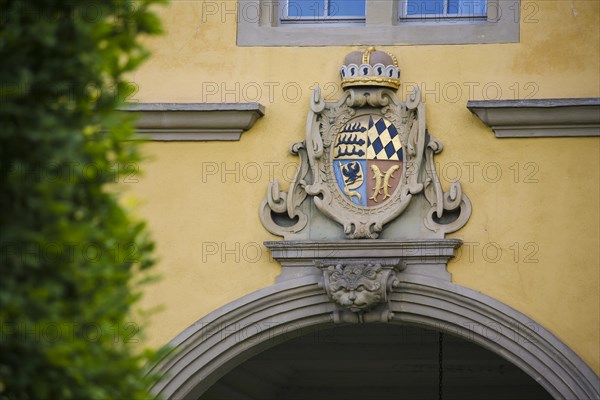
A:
[
  {"xmin": 467, "ymin": 98, "xmax": 600, "ymax": 138},
  {"xmin": 119, "ymin": 103, "xmax": 265, "ymax": 141},
  {"xmin": 265, "ymin": 239, "xmax": 462, "ymax": 282}
]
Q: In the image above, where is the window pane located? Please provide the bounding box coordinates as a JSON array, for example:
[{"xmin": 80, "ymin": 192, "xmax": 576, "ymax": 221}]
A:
[
  {"xmin": 406, "ymin": 0, "xmax": 444, "ymax": 16},
  {"xmin": 329, "ymin": 0, "xmax": 366, "ymax": 17},
  {"xmin": 287, "ymin": 0, "xmax": 326, "ymax": 18},
  {"xmin": 448, "ymin": 0, "xmax": 487, "ymax": 16}
]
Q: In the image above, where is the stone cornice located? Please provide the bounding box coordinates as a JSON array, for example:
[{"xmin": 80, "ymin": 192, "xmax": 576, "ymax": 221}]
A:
[
  {"xmin": 265, "ymin": 239, "xmax": 463, "ymax": 282},
  {"xmin": 265, "ymin": 239, "xmax": 462, "ymax": 259},
  {"xmin": 120, "ymin": 103, "xmax": 265, "ymax": 141},
  {"xmin": 467, "ymin": 98, "xmax": 600, "ymax": 138}
]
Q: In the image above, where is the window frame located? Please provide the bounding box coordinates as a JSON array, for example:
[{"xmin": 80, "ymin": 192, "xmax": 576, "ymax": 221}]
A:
[
  {"xmin": 399, "ymin": 0, "xmax": 488, "ymax": 20},
  {"xmin": 237, "ymin": 0, "xmax": 520, "ymax": 46},
  {"xmin": 281, "ymin": 0, "xmax": 367, "ymax": 23}
]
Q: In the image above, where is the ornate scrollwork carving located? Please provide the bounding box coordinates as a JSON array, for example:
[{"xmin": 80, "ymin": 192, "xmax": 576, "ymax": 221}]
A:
[
  {"xmin": 422, "ymin": 134, "xmax": 472, "ymax": 234},
  {"xmin": 259, "ymin": 142, "xmax": 310, "ymax": 237},
  {"xmin": 260, "ymin": 49, "xmax": 471, "ymax": 239}
]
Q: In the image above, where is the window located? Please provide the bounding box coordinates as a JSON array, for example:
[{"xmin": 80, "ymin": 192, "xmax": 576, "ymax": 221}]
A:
[
  {"xmin": 237, "ymin": 0, "xmax": 520, "ymax": 46},
  {"xmin": 401, "ymin": 0, "xmax": 487, "ymax": 19},
  {"xmin": 283, "ymin": 0, "xmax": 366, "ymax": 22}
]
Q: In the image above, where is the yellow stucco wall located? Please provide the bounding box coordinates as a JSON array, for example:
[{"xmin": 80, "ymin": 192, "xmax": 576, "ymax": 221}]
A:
[{"xmin": 129, "ymin": 0, "xmax": 600, "ymax": 374}]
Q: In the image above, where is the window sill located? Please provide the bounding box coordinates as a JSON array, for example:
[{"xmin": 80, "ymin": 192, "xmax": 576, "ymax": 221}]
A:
[{"xmin": 238, "ymin": 20, "xmax": 519, "ymax": 46}]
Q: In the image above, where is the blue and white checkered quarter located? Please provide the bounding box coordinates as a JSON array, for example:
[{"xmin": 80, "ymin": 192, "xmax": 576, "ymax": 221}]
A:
[{"xmin": 366, "ymin": 117, "xmax": 403, "ymax": 160}]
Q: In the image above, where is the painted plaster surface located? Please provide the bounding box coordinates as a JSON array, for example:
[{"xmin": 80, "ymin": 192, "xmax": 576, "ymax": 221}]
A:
[{"xmin": 129, "ymin": 0, "xmax": 600, "ymax": 374}]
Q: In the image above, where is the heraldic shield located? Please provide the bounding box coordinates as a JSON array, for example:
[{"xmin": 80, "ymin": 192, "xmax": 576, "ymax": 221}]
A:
[
  {"xmin": 333, "ymin": 116, "xmax": 403, "ymax": 207},
  {"xmin": 260, "ymin": 47, "xmax": 472, "ymax": 240}
]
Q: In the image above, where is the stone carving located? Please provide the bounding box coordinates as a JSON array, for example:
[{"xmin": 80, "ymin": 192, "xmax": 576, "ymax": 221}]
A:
[
  {"xmin": 259, "ymin": 142, "xmax": 309, "ymax": 235},
  {"xmin": 260, "ymin": 47, "xmax": 471, "ymax": 240},
  {"xmin": 317, "ymin": 260, "xmax": 403, "ymax": 314}
]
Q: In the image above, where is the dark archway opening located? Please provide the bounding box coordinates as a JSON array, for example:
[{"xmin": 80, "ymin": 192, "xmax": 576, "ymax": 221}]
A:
[{"xmin": 200, "ymin": 323, "xmax": 552, "ymax": 400}]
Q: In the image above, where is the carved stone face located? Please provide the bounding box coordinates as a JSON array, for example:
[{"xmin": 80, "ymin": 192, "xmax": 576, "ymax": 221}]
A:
[
  {"xmin": 330, "ymin": 286, "xmax": 383, "ymax": 312},
  {"xmin": 325, "ymin": 264, "xmax": 387, "ymax": 312}
]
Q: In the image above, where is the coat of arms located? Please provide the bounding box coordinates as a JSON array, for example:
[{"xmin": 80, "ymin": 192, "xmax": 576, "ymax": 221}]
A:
[
  {"xmin": 260, "ymin": 47, "xmax": 471, "ymax": 239},
  {"xmin": 333, "ymin": 115, "xmax": 403, "ymax": 207}
]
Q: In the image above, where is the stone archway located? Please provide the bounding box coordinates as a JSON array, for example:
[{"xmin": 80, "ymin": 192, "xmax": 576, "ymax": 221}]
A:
[{"xmin": 149, "ymin": 273, "xmax": 599, "ymax": 400}]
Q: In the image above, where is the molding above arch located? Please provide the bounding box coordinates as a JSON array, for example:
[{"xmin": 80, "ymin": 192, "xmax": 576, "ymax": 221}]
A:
[{"xmin": 149, "ymin": 273, "xmax": 600, "ymax": 400}]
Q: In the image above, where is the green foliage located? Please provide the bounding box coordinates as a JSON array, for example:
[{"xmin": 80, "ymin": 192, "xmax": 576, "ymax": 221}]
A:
[{"xmin": 0, "ymin": 0, "xmax": 165, "ymax": 398}]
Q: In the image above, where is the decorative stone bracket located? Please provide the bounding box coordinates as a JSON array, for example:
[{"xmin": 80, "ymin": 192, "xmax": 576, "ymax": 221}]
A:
[
  {"xmin": 265, "ymin": 239, "xmax": 461, "ymax": 323},
  {"xmin": 317, "ymin": 259, "xmax": 404, "ymax": 314}
]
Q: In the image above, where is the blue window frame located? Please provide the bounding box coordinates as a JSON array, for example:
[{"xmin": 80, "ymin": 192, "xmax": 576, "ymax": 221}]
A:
[
  {"xmin": 402, "ymin": 0, "xmax": 487, "ymax": 18},
  {"xmin": 284, "ymin": 0, "xmax": 366, "ymax": 21}
]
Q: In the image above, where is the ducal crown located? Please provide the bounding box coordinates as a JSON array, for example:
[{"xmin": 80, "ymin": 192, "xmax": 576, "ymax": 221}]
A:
[{"xmin": 340, "ymin": 47, "xmax": 401, "ymax": 90}]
